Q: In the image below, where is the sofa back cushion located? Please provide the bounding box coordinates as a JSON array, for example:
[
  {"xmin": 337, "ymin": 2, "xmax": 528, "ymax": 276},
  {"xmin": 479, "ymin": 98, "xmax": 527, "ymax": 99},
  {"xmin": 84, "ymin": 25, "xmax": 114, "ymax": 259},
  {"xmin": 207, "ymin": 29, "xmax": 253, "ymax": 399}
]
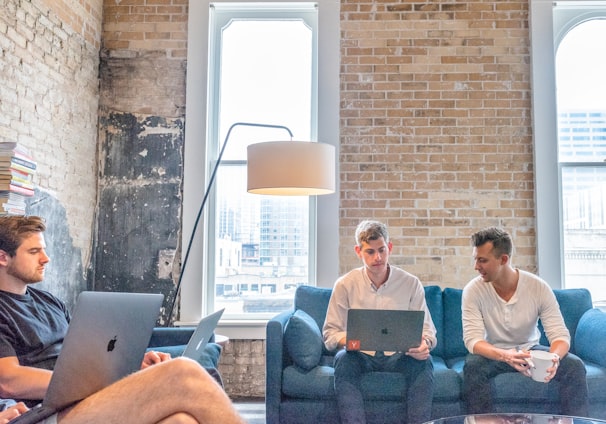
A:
[
  {"xmin": 442, "ymin": 288, "xmax": 468, "ymax": 359},
  {"xmin": 291, "ymin": 285, "xmax": 593, "ymax": 360},
  {"xmin": 284, "ymin": 309, "xmax": 324, "ymax": 370},
  {"xmin": 574, "ymin": 308, "xmax": 606, "ymax": 367},
  {"xmin": 424, "ymin": 285, "xmax": 444, "ymax": 357},
  {"xmin": 539, "ymin": 288, "xmax": 593, "ymax": 353},
  {"xmin": 294, "ymin": 285, "xmax": 333, "ymax": 331},
  {"xmin": 440, "ymin": 287, "xmax": 593, "ymax": 358}
]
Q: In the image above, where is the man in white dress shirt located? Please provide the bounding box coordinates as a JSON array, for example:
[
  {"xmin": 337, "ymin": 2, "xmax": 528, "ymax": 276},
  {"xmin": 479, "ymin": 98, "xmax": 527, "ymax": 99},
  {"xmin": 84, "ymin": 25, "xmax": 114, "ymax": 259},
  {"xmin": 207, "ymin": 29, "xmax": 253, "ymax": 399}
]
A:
[{"xmin": 323, "ymin": 220, "xmax": 437, "ymax": 424}]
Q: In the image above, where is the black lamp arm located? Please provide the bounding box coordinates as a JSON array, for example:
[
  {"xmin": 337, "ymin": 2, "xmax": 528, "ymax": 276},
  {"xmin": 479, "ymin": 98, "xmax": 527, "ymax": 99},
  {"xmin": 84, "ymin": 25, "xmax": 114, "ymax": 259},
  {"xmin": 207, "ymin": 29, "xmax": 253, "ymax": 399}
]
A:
[{"xmin": 165, "ymin": 122, "xmax": 294, "ymax": 325}]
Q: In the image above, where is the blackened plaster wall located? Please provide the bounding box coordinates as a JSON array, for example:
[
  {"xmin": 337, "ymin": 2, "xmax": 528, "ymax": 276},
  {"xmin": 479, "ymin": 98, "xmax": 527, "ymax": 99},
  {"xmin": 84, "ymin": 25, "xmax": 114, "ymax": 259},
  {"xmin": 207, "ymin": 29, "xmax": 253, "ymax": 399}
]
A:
[
  {"xmin": 96, "ymin": 11, "xmax": 189, "ymax": 319},
  {"xmin": 26, "ymin": 190, "xmax": 86, "ymax": 309},
  {"xmin": 94, "ymin": 111, "xmax": 184, "ymax": 323}
]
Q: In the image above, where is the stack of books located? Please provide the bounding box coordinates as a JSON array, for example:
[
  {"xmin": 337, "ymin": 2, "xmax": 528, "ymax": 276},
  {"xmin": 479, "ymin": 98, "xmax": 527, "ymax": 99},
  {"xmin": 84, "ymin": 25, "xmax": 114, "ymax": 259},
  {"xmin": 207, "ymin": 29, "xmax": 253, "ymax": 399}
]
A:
[{"xmin": 0, "ymin": 142, "xmax": 37, "ymax": 215}]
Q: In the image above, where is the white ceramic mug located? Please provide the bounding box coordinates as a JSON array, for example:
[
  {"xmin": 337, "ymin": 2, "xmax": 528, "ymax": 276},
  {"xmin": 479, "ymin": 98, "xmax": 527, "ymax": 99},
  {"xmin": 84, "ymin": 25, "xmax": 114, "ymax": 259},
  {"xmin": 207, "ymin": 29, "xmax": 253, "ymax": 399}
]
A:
[{"xmin": 529, "ymin": 350, "xmax": 557, "ymax": 382}]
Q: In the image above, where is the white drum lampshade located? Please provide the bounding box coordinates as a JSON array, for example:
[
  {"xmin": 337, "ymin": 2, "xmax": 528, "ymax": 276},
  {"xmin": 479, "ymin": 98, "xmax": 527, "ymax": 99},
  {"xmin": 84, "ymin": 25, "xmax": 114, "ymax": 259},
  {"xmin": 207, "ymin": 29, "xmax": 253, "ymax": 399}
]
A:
[{"xmin": 247, "ymin": 140, "xmax": 335, "ymax": 196}]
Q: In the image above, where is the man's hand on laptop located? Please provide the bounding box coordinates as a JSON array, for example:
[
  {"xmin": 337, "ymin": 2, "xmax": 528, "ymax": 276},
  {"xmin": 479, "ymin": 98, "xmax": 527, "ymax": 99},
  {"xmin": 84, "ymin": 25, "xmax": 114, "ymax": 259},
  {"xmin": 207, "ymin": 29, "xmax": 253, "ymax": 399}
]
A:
[
  {"xmin": 405, "ymin": 338, "xmax": 431, "ymax": 361},
  {"xmin": 0, "ymin": 402, "xmax": 28, "ymax": 423},
  {"xmin": 141, "ymin": 351, "xmax": 172, "ymax": 370}
]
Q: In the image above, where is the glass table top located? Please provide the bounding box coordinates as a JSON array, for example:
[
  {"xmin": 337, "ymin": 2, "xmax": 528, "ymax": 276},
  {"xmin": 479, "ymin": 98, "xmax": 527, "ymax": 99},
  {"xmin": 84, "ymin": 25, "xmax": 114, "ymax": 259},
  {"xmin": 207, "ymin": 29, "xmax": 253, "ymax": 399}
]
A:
[{"xmin": 426, "ymin": 414, "xmax": 606, "ymax": 424}]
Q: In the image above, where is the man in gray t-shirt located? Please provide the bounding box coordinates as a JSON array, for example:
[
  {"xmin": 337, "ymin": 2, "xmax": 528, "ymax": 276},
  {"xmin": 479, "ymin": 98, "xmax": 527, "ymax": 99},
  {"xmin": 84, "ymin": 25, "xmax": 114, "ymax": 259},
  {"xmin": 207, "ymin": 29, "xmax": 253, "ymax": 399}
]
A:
[{"xmin": 0, "ymin": 215, "xmax": 245, "ymax": 424}]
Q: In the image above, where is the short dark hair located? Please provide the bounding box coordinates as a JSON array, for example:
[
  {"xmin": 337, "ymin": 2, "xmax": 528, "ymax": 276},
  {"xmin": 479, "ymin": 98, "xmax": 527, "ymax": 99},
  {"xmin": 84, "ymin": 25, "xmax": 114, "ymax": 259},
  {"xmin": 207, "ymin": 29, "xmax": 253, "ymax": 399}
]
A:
[
  {"xmin": 471, "ymin": 226, "xmax": 512, "ymax": 258},
  {"xmin": 355, "ymin": 220, "xmax": 389, "ymax": 246},
  {"xmin": 0, "ymin": 216, "xmax": 46, "ymax": 256}
]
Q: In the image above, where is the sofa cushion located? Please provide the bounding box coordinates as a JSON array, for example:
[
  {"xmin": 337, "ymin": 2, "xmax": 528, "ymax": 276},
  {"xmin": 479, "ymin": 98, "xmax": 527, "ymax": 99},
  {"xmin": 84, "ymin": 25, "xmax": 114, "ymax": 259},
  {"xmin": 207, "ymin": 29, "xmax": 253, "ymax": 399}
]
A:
[
  {"xmin": 149, "ymin": 342, "xmax": 222, "ymax": 368},
  {"xmin": 424, "ymin": 285, "xmax": 444, "ymax": 358},
  {"xmin": 283, "ymin": 358, "xmax": 461, "ymax": 404},
  {"xmin": 285, "ymin": 309, "xmax": 324, "ymax": 371},
  {"xmin": 148, "ymin": 327, "xmax": 195, "ymax": 347},
  {"xmin": 443, "ymin": 288, "xmax": 467, "ymax": 359},
  {"xmin": 294, "ymin": 285, "xmax": 332, "ymax": 330},
  {"xmin": 431, "ymin": 356, "xmax": 462, "ymax": 401},
  {"xmin": 282, "ymin": 366, "xmax": 410, "ymax": 401},
  {"xmin": 585, "ymin": 362, "xmax": 606, "ymax": 403},
  {"xmin": 575, "ymin": 308, "xmax": 606, "ymax": 367},
  {"xmin": 283, "ymin": 365, "xmax": 335, "ymax": 399},
  {"xmin": 539, "ymin": 288, "xmax": 592, "ymax": 352}
]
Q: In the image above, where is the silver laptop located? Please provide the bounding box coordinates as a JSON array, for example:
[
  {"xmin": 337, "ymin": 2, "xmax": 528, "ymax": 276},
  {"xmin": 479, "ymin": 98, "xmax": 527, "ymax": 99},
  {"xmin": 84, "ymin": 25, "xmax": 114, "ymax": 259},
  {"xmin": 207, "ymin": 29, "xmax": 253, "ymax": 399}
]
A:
[
  {"xmin": 345, "ymin": 309, "xmax": 425, "ymax": 352},
  {"xmin": 12, "ymin": 291, "xmax": 164, "ymax": 424},
  {"xmin": 181, "ymin": 308, "xmax": 225, "ymax": 360}
]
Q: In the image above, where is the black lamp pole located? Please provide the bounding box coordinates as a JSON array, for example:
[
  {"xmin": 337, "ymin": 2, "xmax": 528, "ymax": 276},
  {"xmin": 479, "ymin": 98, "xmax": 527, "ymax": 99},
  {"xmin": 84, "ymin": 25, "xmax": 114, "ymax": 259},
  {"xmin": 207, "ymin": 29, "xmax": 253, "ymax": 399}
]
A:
[{"xmin": 165, "ymin": 122, "xmax": 294, "ymax": 325}]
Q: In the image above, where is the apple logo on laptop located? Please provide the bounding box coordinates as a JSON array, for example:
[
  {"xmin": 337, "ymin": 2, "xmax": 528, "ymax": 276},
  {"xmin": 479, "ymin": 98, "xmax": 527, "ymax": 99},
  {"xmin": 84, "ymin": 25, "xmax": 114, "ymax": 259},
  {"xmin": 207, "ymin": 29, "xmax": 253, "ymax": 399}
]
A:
[{"xmin": 107, "ymin": 336, "xmax": 118, "ymax": 352}]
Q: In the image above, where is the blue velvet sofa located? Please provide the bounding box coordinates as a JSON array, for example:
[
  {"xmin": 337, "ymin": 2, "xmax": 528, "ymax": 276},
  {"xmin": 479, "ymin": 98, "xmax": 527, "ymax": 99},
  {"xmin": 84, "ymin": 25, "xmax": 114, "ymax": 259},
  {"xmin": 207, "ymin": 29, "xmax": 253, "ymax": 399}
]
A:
[{"xmin": 266, "ymin": 285, "xmax": 606, "ymax": 424}]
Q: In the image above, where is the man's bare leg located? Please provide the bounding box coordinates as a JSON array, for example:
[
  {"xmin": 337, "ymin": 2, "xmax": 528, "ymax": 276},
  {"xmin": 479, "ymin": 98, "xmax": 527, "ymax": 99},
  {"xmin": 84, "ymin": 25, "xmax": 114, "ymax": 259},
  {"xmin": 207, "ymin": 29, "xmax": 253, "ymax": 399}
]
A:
[{"xmin": 56, "ymin": 357, "xmax": 245, "ymax": 424}]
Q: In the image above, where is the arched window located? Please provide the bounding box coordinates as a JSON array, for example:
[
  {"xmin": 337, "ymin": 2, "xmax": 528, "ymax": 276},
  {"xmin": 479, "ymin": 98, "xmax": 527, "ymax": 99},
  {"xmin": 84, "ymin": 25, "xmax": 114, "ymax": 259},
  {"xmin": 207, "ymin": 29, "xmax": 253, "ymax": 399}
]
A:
[
  {"xmin": 556, "ymin": 18, "xmax": 606, "ymax": 303},
  {"xmin": 531, "ymin": 1, "xmax": 606, "ymax": 305}
]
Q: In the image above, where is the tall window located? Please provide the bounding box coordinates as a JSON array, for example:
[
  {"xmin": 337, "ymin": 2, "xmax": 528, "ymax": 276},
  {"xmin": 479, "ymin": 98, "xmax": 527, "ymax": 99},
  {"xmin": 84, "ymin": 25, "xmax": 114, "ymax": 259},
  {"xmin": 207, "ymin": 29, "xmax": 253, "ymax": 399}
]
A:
[
  {"xmin": 182, "ymin": 0, "xmax": 338, "ymax": 334},
  {"xmin": 555, "ymin": 16, "xmax": 606, "ymax": 304},
  {"xmin": 206, "ymin": 3, "xmax": 318, "ymax": 319},
  {"xmin": 531, "ymin": 1, "xmax": 606, "ymax": 307}
]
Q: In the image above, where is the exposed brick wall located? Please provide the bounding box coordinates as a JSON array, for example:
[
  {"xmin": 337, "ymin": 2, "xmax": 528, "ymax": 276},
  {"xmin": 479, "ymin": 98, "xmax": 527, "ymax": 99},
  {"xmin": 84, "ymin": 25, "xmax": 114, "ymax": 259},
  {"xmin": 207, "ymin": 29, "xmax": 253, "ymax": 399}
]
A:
[
  {"xmin": 96, "ymin": 0, "xmax": 536, "ymax": 399},
  {"xmin": 219, "ymin": 339, "xmax": 266, "ymax": 398},
  {"xmin": 102, "ymin": 0, "xmax": 187, "ymax": 59},
  {"xmin": 3, "ymin": 0, "xmax": 539, "ymax": 400},
  {"xmin": 100, "ymin": 0, "xmax": 187, "ymax": 117},
  {"xmin": 339, "ymin": 0, "xmax": 534, "ymax": 288},
  {"xmin": 0, "ymin": 0, "xmax": 101, "ymax": 304},
  {"xmin": 40, "ymin": 0, "xmax": 103, "ymax": 49}
]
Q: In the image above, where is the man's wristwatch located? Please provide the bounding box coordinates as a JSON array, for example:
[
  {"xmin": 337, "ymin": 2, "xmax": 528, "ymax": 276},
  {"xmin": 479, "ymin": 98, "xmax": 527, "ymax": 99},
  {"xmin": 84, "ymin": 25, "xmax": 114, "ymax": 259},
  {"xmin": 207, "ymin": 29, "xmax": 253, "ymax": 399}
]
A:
[{"xmin": 424, "ymin": 337, "xmax": 433, "ymax": 350}]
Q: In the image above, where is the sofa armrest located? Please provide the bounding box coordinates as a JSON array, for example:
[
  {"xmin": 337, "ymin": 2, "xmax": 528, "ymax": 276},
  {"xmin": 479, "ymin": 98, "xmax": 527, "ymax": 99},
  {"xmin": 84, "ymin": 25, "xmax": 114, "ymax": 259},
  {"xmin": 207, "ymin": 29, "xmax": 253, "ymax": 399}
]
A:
[
  {"xmin": 148, "ymin": 327, "xmax": 196, "ymax": 348},
  {"xmin": 266, "ymin": 309, "xmax": 294, "ymax": 424},
  {"xmin": 574, "ymin": 308, "xmax": 606, "ymax": 367}
]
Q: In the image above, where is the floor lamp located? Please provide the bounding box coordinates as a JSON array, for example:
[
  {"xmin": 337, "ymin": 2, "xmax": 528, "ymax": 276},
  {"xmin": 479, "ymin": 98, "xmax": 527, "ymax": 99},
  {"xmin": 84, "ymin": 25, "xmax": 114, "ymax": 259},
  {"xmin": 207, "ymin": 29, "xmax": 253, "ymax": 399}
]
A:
[{"xmin": 165, "ymin": 122, "xmax": 335, "ymax": 325}]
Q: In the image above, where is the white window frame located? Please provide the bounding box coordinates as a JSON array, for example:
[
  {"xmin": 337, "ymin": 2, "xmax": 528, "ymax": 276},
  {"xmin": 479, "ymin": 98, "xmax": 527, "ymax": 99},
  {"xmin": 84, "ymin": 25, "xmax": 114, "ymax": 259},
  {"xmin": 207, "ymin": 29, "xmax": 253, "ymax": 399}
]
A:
[
  {"xmin": 207, "ymin": 3, "xmax": 318, "ymax": 321},
  {"xmin": 530, "ymin": 0, "xmax": 606, "ymax": 289},
  {"xmin": 180, "ymin": 0, "xmax": 339, "ymax": 339}
]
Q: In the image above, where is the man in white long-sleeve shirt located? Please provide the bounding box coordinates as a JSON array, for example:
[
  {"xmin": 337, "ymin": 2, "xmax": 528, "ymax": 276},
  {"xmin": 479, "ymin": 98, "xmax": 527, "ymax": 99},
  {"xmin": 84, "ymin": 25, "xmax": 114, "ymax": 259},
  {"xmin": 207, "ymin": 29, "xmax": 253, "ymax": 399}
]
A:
[
  {"xmin": 323, "ymin": 220, "xmax": 437, "ymax": 424},
  {"xmin": 461, "ymin": 226, "xmax": 588, "ymax": 416}
]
